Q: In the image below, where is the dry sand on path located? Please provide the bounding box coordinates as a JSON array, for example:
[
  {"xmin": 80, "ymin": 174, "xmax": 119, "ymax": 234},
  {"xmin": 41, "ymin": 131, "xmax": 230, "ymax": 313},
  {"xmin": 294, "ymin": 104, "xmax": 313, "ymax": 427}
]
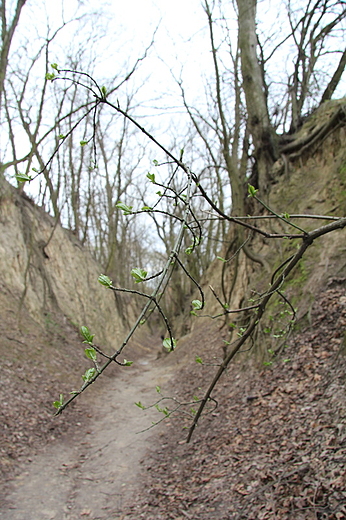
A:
[{"xmin": 1, "ymin": 356, "xmax": 173, "ymax": 520}]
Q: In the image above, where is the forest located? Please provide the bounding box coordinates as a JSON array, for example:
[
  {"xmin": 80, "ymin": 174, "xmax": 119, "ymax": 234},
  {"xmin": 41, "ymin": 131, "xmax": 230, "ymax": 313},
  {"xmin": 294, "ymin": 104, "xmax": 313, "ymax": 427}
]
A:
[{"xmin": 1, "ymin": 0, "xmax": 346, "ymax": 519}]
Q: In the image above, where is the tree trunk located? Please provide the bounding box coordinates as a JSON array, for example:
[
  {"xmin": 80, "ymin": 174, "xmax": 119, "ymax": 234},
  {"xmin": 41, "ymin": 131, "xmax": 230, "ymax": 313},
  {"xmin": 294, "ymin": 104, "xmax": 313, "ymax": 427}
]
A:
[
  {"xmin": 236, "ymin": 0, "xmax": 278, "ymax": 194},
  {"xmin": 0, "ymin": 0, "xmax": 27, "ymax": 110},
  {"xmin": 0, "ymin": 0, "xmax": 27, "ymax": 189},
  {"xmin": 320, "ymin": 48, "xmax": 346, "ymax": 105}
]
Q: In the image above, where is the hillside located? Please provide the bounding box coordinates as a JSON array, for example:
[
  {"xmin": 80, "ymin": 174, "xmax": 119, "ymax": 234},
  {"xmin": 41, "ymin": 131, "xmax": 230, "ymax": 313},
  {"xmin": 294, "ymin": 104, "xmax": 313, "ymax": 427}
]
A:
[
  {"xmin": 126, "ymin": 285, "xmax": 346, "ymax": 519},
  {"xmin": 0, "ymin": 179, "xmax": 126, "ymax": 480}
]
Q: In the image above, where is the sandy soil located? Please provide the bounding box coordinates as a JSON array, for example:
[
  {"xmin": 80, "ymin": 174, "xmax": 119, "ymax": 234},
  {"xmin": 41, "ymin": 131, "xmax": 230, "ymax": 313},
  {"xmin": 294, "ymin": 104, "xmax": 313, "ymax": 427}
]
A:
[{"xmin": 1, "ymin": 356, "xmax": 174, "ymax": 520}]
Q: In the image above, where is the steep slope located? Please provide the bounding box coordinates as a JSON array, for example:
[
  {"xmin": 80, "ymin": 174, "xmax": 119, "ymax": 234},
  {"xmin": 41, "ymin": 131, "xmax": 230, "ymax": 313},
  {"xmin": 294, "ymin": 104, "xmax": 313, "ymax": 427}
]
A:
[
  {"xmin": 0, "ymin": 180, "xmax": 126, "ymax": 480},
  {"xmin": 125, "ymin": 284, "xmax": 346, "ymax": 520},
  {"xmin": 195, "ymin": 99, "xmax": 346, "ymax": 349},
  {"xmin": 0, "ymin": 181, "xmax": 124, "ymax": 345}
]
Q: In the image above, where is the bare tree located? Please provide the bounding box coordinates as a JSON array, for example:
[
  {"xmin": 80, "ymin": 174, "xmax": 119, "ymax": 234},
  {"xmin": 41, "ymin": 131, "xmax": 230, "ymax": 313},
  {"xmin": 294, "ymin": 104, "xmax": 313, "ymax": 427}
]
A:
[
  {"xmin": 236, "ymin": 0, "xmax": 279, "ymax": 193},
  {"xmin": 1, "ymin": 1, "xmax": 156, "ymax": 284},
  {"xmin": 0, "ymin": 0, "xmax": 27, "ymax": 109},
  {"xmin": 286, "ymin": 0, "xmax": 346, "ymax": 132}
]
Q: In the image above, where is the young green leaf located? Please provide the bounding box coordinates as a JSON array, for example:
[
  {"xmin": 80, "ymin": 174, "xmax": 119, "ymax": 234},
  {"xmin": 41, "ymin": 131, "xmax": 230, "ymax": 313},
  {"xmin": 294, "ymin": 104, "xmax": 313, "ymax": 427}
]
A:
[
  {"xmin": 155, "ymin": 404, "xmax": 169, "ymax": 416},
  {"xmin": 217, "ymin": 256, "xmax": 227, "ymax": 263},
  {"xmin": 53, "ymin": 394, "xmax": 64, "ymax": 409},
  {"xmin": 80, "ymin": 326, "xmax": 95, "ymax": 344},
  {"xmin": 98, "ymin": 274, "xmax": 112, "ymax": 287},
  {"xmin": 247, "ymin": 184, "xmax": 258, "ymax": 197},
  {"xmin": 162, "ymin": 337, "xmax": 176, "ymax": 351},
  {"xmin": 58, "ymin": 134, "xmax": 65, "ymax": 140},
  {"xmin": 192, "ymin": 299, "xmax": 202, "ymax": 310},
  {"xmin": 195, "ymin": 356, "xmax": 203, "ymax": 364},
  {"xmin": 80, "ymin": 140, "xmax": 88, "ymax": 146},
  {"xmin": 85, "ymin": 347, "xmax": 97, "ymax": 361},
  {"xmin": 155, "ymin": 385, "xmax": 161, "ymax": 393},
  {"xmin": 146, "ymin": 172, "xmax": 156, "ymax": 183},
  {"xmin": 123, "ymin": 359, "xmax": 133, "ymax": 366},
  {"xmin": 135, "ymin": 401, "xmax": 145, "ymax": 409},
  {"xmin": 229, "ymin": 323, "xmax": 236, "ymax": 329},
  {"xmin": 101, "ymin": 86, "xmax": 107, "ymax": 97},
  {"xmin": 185, "ymin": 237, "xmax": 200, "ymax": 255},
  {"xmin": 131, "ymin": 267, "xmax": 147, "ymax": 283},
  {"xmin": 237, "ymin": 327, "xmax": 246, "ymax": 337},
  {"xmin": 116, "ymin": 201, "xmax": 133, "ymax": 215},
  {"xmin": 141, "ymin": 206, "xmax": 153, "ymax": 211},
  {"xmin": 153, "ymin": 159, "xmax": 159, "ymax": 166},
  {"xmin": 82, "ymin": 367, "xmax": 96, "ymax": 382},
  {"xmin": 14, "ymin": 173, "xmax": 32, "ymax": 183},
  {"xmin": 51, "ymin": 63, "xmax": 59, "ymax": 71},
  {"xmin": 45, "ymin": 72, "xmax": 55, "ymax": 81}
]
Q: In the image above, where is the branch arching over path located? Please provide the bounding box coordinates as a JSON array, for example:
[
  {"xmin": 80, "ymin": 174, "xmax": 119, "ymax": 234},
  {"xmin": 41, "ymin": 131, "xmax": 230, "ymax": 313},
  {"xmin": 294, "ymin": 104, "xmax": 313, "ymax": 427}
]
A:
[{"xmin": 187, "ymin": 216, "xmax": 346, "ymax": 442}]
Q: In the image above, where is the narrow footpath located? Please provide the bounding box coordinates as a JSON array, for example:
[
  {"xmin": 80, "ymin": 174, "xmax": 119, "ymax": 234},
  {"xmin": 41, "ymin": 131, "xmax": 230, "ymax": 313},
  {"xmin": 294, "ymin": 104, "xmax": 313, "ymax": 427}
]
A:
[{"xmin": 1, "ymin": 356, "xmax": 173, "ymax": 520}]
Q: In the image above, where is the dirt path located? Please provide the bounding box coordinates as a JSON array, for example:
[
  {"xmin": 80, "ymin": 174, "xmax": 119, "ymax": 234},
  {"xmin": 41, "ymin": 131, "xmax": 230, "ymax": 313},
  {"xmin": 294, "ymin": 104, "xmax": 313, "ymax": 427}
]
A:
[{"xmin": 1, "ymin": 356, "xmax": 173, "ymax": 520}]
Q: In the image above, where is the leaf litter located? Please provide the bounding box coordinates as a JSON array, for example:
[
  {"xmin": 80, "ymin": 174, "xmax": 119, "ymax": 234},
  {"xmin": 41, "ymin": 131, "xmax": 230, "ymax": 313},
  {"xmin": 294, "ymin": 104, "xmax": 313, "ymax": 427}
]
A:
[
  {"xmin": 124, "ymin": 281, "xmax": 346, "ymax": 520},
  {"xmin": 1, "ymin": 282, "xmax": 345, "ymax": 519}
]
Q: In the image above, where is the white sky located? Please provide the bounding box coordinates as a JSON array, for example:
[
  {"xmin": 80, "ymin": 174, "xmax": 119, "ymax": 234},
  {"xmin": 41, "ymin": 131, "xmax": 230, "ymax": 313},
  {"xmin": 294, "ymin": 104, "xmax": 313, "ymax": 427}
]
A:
[
  {"xmin": 4, "ymin": 0, "xmax": 346, "ymax": 174},
  {"xmin": 99, "ymin": 0, "xmax": 215, "ymax": 117},
  {"xmin": 3, "ymin": 0, "xmax": 345, "ymax": 233},
  {"xmin": 10, "ymin": 0, "xmax": 346, "ymax": 123},
  {"xmin": 9, "ymin": 0, "xmax": 215, "ymax": 135}
]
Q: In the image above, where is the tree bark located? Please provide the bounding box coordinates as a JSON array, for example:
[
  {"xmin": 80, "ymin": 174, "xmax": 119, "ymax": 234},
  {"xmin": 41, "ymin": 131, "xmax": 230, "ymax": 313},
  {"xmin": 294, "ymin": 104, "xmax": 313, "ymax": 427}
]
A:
[
  {"xmin": 320, "ymin": 48, "xmax": 346, "ymax": 105},
  {"xmin": 0, "ymin": 0, "xmax": 27, "ymax": 188},
  {"xmin": 236, "ymin": 0, "xmax": 278, "ymax": 194},
  {"xmin": 0, "ymin": 0, "xmax": 27, "ymax": 109}
]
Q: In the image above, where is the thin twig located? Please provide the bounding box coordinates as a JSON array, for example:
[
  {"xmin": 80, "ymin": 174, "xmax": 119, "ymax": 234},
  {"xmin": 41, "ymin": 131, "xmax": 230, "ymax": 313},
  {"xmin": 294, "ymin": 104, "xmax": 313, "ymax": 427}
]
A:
[{"xmin": 187, "ymin": 216, "xmax": 346, "ymax": 442}]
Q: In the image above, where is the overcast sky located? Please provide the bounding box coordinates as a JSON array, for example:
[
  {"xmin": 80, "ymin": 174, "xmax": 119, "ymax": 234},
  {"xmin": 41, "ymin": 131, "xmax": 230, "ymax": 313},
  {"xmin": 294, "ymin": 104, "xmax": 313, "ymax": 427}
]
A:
[
  {"xmin": 3, "ymin": 0, "xmax": 345, "ymax": 214},
  {"xmin": 100, "ymin": 0, "xmax": 215, "ymax": 116},
  {"xmin": 10, "ymin": 0, "xmax": 217, "ymax": 130},
  {"xmin": 12, "ymin": 0, "xmax": 345, "ymax": 119},
  {"xmin": 5, "ymin": 0, "xmax": 346, "ymax": 168}
]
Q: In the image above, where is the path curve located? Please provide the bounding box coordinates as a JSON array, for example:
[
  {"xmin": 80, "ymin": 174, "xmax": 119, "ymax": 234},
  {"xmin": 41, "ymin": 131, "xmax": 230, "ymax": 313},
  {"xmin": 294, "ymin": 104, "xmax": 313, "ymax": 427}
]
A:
[{"xmin": 1, "ymin": 356, "xmax": 173, "ymax": 520}]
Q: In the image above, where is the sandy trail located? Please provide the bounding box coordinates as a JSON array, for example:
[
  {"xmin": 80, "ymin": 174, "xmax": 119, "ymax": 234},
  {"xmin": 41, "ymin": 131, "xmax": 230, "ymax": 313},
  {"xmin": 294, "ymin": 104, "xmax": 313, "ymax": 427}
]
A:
[{"xmin": 1, "ymin": 356, "xmax": 173, "ymax": 520}]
